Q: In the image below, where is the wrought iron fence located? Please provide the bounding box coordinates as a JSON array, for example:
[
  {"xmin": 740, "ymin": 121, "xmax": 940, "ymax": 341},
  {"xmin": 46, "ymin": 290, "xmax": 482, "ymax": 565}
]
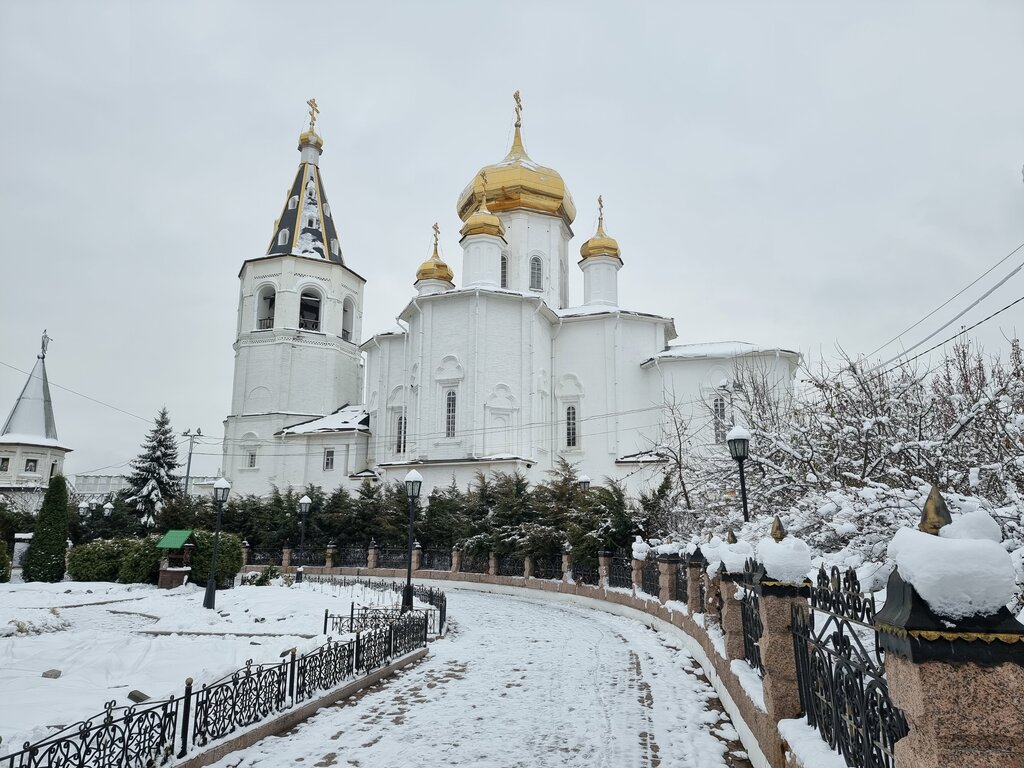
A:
[
  {"xmin": 739, "ymin": 559, "xmax": 765, "ymax": 676},
  {"xmin": 334, "ymin": 546, "xmax": 367, "ymax": 568},
  {"xmin": 531, "ymin": 556, "xmax": 562, "ymax": 580},
  {"xmin": 460, "ymin": 551, "xmax": 489, "ymax": 574},
  {"xmin": 640, "ymin": 556, "xmax": 660, "ymax": 597},
  {"xmin": 248, "ymin": 547, "xmax": 282, "ymax": 566},
  {"xmin": 792, "ymin": 566, "xmax": 908, "ymax": 768},
  {"xmin": 497, "ymin": 553, "xmax": 525, "ymax": 577},
  {"xmin": 3, "ymin": 610, "xmax": 430, "ymax": 767},
  {"xmin": 377, "ymin": 548, "xmax": 409, "ymax": 569},
  {"xmin": 608, "ymin": 552, "xmax": 632, "ymax": 589},
  {"xmin": 325, "ymin": 606, "xmax": 443, "ymax": 635},
  {"xmin": 421, "ymin": 548, "xmax": 452, "ymax": 571},
  {"xmin": 290, "ymin": 547, "xmax": 326, "ymax": 566},
  {"xmin": 675, "ymin": 560, "xmax": 689, "ymax": 602},
  {"xmin": 570, "ymin": 558, "xmax": 599, "ymax": 586}
]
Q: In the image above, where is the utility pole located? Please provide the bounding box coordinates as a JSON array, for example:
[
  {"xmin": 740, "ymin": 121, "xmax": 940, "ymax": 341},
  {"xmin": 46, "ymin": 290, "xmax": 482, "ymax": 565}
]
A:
[{"xmin": 182, "ymin": 428, "xmax": 202, "ymax": 497}]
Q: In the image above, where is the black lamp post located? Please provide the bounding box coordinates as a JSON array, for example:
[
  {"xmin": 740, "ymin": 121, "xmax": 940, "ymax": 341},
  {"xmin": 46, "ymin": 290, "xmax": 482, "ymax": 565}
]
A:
[
  {"xmin": 401, "ymin": 469, "xmax": 423, "ymax": 613},
  {"xmin": 298, "ymin": 494, "xmax": 311, "ymax": 548},
  {"xmin": 203, "ymin": 477, "xmax": 231, "ymax": 610},
  {"xmin": 726, "ymin": 426, "xmax": 751, "ymax": 523}
]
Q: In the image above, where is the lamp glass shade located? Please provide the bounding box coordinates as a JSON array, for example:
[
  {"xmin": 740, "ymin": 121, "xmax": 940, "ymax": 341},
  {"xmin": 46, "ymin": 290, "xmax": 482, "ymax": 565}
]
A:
[
  {"xmin": 299, "ymin": 494, "xmax": 312, "ymax": 513},
  {"xmin": 727, "ymin": 437, "xmax": 749, "ymax": 461},
  {"xmin": 213, "ymin": 477, "xmax": 231, "ymax": 503},
  {"xmin": 404, "ymin": 469, "xmax": 423, "ymax": 499},
  {"xmin": 577, "ymin": 474, "xmax": 591, "ymax": 491}
]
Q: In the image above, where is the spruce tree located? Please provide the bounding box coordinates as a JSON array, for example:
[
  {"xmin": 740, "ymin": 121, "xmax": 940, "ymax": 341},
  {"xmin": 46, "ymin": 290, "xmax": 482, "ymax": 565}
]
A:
[
  {"xmin": 23, "ymin": 475, "xmax": 70, "ymax": 582},
  {"xmin": 126, "ymin": 407, "xmax": 181, "ymax": 528}
]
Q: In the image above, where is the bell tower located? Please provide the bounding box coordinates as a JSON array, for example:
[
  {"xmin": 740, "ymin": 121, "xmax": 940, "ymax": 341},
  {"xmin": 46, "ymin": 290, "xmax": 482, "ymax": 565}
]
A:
[{"xmin": 222, "ymin": 102, "xmax": 366, "ymax": 493}]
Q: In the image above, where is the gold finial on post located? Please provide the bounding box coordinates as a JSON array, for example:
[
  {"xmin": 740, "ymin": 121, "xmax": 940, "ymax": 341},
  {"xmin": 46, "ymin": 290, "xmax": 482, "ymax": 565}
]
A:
[
  {"xmin": 513, "ymin": 90, "xmax": 522, "ymax": 128},
  {"xmin": 306, "ymin": 98, "xmax": 320, "ymax": 132},
  {"xmin": 725, "ymin": 527, "xmax": 738, "ymax": 545},
  {"xmin": 770, "ymin": 515, "xmax": 787, "ymax": 542},
  {"xmin": 919, "ymin": 485, "xmax": 952, "ymax": 535}
]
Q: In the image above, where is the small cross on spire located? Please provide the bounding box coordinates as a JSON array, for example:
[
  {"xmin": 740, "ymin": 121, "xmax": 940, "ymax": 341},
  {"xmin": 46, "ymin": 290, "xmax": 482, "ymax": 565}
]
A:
[
  {"xmin": 598, "ymin": 195, "xmax": 604, "ymax": 228},
  {"xmin": 432, "ymin": 222, "xmax": 440, "ymax": 254},
  {"xmin": 513, "ymin": 90, "xmax": 522, "ymax": 128},
  {"xmin": 306, "ymin": 98, "xmax": 320, "ymax": 132}
]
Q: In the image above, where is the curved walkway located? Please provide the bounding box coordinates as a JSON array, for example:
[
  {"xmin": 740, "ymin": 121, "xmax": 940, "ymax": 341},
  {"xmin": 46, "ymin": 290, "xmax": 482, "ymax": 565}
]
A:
[{"xmin": 209, "ymin": 589, "xmax": 752, "ymax": 768}]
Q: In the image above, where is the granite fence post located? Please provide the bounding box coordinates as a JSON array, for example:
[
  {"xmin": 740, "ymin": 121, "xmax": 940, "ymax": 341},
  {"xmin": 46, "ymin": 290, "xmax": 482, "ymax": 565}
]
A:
[
  {"xmin": 718, "ymin": 567, "xmax": 746, "ymax": 661},
  {"xmin": 451, "ymin": 546, "xmax": 462, "ymax": 574},
  {"xmin": 658, "ymin": 554, "xmax": 680, "ymax": 604},
  {"xmin": 412, "ymin": 542, "xmax": 422, "ymax": 572},
  {"xmin": 281, "ymin": 547, "xmax": 292, "ymax": 568},
  {"xmin": 524, "ymin": 555, "xmax": 534, "ymax": 579},
  {"xmin": 488, "ymin": 551, "xmax": 497, "ymax": 577},
  {"xmin": 686, "ymin": 549, "xmax": 706, "ymax": 614},
  {"xmin": 598, "ymin": 550, "xmax": 612, "ymax": 586},
  {"xmin": 324, "ymin": 542, "xmax": 335, "ymax": 569},
  {"xmin": 366, "ymin": 540, "xmax": 379, "ymax": 570}
]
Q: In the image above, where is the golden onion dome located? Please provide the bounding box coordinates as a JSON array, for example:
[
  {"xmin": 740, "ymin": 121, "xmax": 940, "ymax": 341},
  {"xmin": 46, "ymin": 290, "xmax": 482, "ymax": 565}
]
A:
[
  {"xmin": 298, "ymin": 129, "xmax": 324, "ymax": 151},
  {"xmin": 416, "ymin": 225, "xmax": 455, "ymax": 283},
  {"xmin": 579, "ymin": 195, "xmax": 621, "ymax": 262},
  {"xmin": 456, "ymin": 92, "xmax": 576, "ymax": 229},
  {"xmin": 459, "ymin": 174, "xmax": 505, "ymax": 239}
]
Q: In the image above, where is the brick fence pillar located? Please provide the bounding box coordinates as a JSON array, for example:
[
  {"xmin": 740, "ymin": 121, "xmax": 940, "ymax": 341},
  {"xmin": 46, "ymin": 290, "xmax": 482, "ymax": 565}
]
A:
[
  {"xmin": 875, "ymin": 568, "xmax": 1024, "ymax": 768},
  {"xmin": 412, "ymin": 542, "xmax": 422, "ymax": 572},
  {"xmin": 658, "ymin": 554, "xmax": 679, "ymax": 604},
  {"xmin": 598, "ymin": 550, "xmax": 612, "ymax": 585},
  {"xmin": 631, "ymin": 557, "xmax": 644, "ymax": 591},
  {"xmin": 719, "ymin": 569, "xmax": 745, "ymax": 661},
  {"xmin": 324, "ymin": 543, "xmax": 335, "ymax": 569},
  {"xmin": 451, "ymin": 546, "xmax": 462, "ymax": 574},
  {"xmin": 524, "ymin": 555, "xmax": 534, "ymax": 579},
  {"xmin": 562, "ymin": 550, "xmax": 572, "ymax": 583},
  {"xmin": 756, "ymin": 578, "xmax": 809, "ymax": 724},
  {"xmin": 241, "ymin": 540, "xmax": 249, "ymax": 567},
  {"xmin": 488, "ymin": 551, "xmax": 497, "ymax": 577},
  {"xmin": 281, "ymin": 547, "xmax": 292, "ymax": 568},
  {"xmin": 366, "ymin": 540, "xmax": 379, "ymax": 570}
]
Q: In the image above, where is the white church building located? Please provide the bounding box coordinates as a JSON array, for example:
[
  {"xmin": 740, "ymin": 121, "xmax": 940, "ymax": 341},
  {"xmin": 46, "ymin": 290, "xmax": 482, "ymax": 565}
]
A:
[{"xmin": 222, "ymin": 98, "xmax": 799, "ymax": 498}]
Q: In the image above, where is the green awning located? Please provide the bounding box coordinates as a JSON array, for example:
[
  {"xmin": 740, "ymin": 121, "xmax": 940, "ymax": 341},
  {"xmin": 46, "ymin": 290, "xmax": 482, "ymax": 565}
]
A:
[{"xmin": 156, "ymin": 530, "xmax": 194, "ymax": 550}]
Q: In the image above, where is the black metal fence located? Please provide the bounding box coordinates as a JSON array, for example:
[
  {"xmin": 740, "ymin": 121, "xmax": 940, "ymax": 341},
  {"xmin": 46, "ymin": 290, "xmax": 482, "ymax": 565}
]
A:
[
  {"xmin": 570, "ymin": 558, "xmax": 599, "ymax": 586},
  {"xmin": 1, "ymin": 613, "xmax": 428, "ymax": 768},
  {"xmin": 497, "ymin": 553, "xmax": 525, "ymax": 577},
  {"xmin": 377, "ymin": 548, "xmax": 408, "ymax": 569},
  {"xmin": 608, "ymin": 552, "xmax": 632, "ymax": 589},
  {"xmin": 248, "ymin": 547, "xmax": 282, "ymax": 566},
  {"xmin": 420, "ymin": 548, "xmax": 452, "ymax": 571},
  {"xmin": 675, "ymin": 560, "xmax": 689, "ymax": 602},
  {"xmin": 739, "ymin": 560, "xmax": 765, "ymax": 676},
  {"xmin": 290, "ymin": 547, "xmax": 326, "ymax": 566},
  {"xmin": 334, "ymin": 546, "xmax": 367, "ymax": 568},
  {"xmin": 530, "ymin": 556, "xmax": 562, "ymax": 581},
  {"xmin": 792, "ymin": 566, "xmax": 908, "ymax": 768},
  {"xmin": 460, "ymin": 551, "xmax": 489, "ymax": 574},
  {"xmin": 640, "ymin": 556, "xmax": 660, "ymax": 597},
  {"xmin": 325, "ymin": 606, "xmax": 443, "ymax": 635}
]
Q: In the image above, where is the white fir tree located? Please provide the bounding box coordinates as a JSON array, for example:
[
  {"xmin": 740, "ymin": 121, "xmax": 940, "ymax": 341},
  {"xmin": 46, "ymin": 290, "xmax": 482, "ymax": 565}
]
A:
[{"xmin": 126, "ymin": 407, "xmax": 182, "ymax": 528}]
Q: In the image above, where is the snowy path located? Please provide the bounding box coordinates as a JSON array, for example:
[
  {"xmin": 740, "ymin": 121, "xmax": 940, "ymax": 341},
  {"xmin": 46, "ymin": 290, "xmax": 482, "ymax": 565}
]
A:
[{"xmin": 208, "ymin": 589, "xmax": 751, "ymax": 768}]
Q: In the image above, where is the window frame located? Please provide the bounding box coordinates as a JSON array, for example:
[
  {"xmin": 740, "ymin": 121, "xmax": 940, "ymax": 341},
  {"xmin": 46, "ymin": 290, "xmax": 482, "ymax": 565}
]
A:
[
  {"xmin": 529, "ymin": 256, "xmax": 543, "ymax": 291},
  {"xmin": 24, "ymin": 458, "xmax": 38, "ymax": 473},
  {"xmin": 566, "ymin": 404, "xmax": 578, "ymax": 448},
  {"xmin": 444, "ymin": 389, "xmax": 457, "ymax": 439},
  {"xmin": 323, "ymin": 448, "xmax": 335, "ymax": 471},
  {"xmin": 395, "ymin": 414, "xmax": 407, "ymax": 454},
  {"xmin": 0, "ymin": 457, "xmax": 8, "ymax": 472}
]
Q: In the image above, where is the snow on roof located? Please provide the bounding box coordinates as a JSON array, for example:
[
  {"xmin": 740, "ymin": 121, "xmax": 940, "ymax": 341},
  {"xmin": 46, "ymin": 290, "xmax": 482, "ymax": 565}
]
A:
[
  {"xmin": 277, "ymin": 405, "xmax": 369, "ymax": 436},
  {"xmin": 2, "ymin": 355, "xmax": 62, "ymax": 445},
  {"xmin": 0, "ymin": 433, "xmax": 71, "ymax": 450},
  {"xmin": 651, "ymin": 341, "xmax": 800, "ymax": 361}
]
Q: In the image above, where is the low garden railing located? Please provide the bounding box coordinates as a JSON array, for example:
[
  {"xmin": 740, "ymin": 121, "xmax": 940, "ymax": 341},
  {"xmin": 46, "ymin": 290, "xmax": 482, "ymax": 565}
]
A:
[
  {"xmin": 1, "ymin": 612, "xmax": 429, "ymax": 768},
  {"xmin": 792, "ymin": 566, "xmax": 907, "ymax": 768}
]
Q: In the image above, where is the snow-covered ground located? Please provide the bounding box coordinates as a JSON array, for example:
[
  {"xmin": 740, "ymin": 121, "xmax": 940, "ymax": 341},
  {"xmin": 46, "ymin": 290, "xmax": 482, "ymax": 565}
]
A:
[
  {"xmin": 207, "ymin": 589, "xmax": 752, "ymax": 768},
  {"xmin": 0, "ymin": 579, "xmax": 409, "ymax": 752}
]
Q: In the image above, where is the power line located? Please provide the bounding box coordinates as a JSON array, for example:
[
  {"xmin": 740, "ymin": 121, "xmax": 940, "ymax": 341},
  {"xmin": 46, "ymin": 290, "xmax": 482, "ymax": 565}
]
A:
[
  {"xmin": 866, "ymin": 238, "xmax": 1024, "ymax": 359},
  {"xmin": 0, "ymin": 359, "xmax": 152, "ymax": 424}
]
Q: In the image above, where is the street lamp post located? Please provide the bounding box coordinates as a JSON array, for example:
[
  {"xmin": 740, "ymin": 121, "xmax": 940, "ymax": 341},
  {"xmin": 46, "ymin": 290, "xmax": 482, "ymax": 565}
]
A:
[
  {"xmin": 726, "ymin": 425, "xmax": 751, "ymax": 523},
  {"xmin": 298, "ymin": 495, "xmax": 311, "ymax": 548},
  {"xmin": 203, "ymin": 477, "xmax": 231, "ymax": 610},
  {"xmin": 401, "ymin": 470, "xmax": 423, "ymax": 613}
]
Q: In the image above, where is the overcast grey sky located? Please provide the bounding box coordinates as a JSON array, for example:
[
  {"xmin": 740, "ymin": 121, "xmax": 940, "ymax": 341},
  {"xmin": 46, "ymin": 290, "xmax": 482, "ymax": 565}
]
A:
[{"xmin": 1, "ymin": 1, "xmax": 1022, "ymax": 480}]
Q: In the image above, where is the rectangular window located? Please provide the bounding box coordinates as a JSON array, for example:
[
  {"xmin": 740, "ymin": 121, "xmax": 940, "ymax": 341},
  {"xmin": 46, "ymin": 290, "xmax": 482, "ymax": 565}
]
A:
[
  {"xmin": 50, "ymin": 462, "xmax": 57, "ymax": 479},
  {"xmin": 0, "ymin": 458, "xmax": 8, "ymax": 472},
  {"xmin": 25, "ymin": 459, "xmax": 38, "ymax": 473},
  {"xmin": 566, "ymin": 405, "xmax": 578, "ymax": 448},
  {"xmin": 445, "ymin": 390, "xmax": 457, "ymax": 438},
  {"xmin": 247, "ymin": 452, "xmax": 257, "ymax": 469},
  {"xmin": 500, "ymin": 255, "xmax": 508, "ymax": 288},
  {"xmin": 323, "ymin": 449, "xmax": 335, "ymax": 471},
  {"xmin": 713, "ymin": 397, "xmax": 727, "ymax": 443},
  {"xmin": 395, "ymin": 415, "xmax": 407, "ymax": 454}
]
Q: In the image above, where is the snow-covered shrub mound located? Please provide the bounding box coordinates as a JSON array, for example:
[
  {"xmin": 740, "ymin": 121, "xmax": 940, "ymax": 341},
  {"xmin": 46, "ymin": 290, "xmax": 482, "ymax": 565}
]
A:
[
  {"xmin": 631, "ymin": 537, "xmax": 651, "ymax": 560},
  {"xmin": 939, "ymin": 509, "xmax": 1002, "ymax": 542},
  {"xmin": 1, "ymin": 608, "xmax": 71, "ymax": 637},
  {"xmin": 888, "ymin": 528, "xmax": 1017, "ymax": 620},
  {"xmin": 757, "ymin": 536, "xmax": 812, "ymax": 583}
]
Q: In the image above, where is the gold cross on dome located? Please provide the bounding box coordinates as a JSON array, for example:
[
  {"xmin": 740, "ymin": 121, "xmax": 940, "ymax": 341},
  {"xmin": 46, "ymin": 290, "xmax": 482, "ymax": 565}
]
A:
[
  {"xmin": 598, "ymin": 195, "xmax": 604, "ymax": 223},
  {"xmin": 306, "ymin": 98, "xmax": 320, "ymax": 131},
  {"xmin": 513, "ymin": 90, "xmax": 522, "ymax": 128},
  {"xmin": 432, "ymin": 222, "xmax": 440, "ymax": 250}
]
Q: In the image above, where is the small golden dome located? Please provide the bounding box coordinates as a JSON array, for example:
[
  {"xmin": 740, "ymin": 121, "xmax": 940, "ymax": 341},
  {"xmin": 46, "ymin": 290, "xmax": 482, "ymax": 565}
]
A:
[
  {"xmin": 459, "ymin": 173, "xmax": 506, "ymax": 239},
  {"xmin": 579, "ymin": 195, "xmax": 621, "ymax": 262},
  {"xmin": 298, "ymin": 129, "xmax": 324, "ymax": 151},
  {"xmin": 456, "ymin": 91, "xmax": 576, "ymax": 229},
  {"xmin": 416, "ymin": 224, "xmax": 454, "ymax": 283}
]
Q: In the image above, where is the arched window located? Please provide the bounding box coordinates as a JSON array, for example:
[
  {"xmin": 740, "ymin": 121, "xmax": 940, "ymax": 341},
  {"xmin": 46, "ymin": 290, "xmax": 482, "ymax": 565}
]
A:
[
  {"xmin": 288, "ymin": 195, "xmax": 298, "ymax": 210},
  {"xmin": 566, "ymin": 405, "xmax": 578, "ymax": 448},
  {"xmin": 341, "ymin": 297, "xmax": 354, "ymax": 341},
  {"xmin": 529, "ymin": 256, "xmax": 543, "ymax": 291},
  {"xmin": 395, "ymin": 415, "xmax": 407, "ymax": 454},
  {"xmin": 256, "ymin": 285, "xmax": 276, "ymax": 330},
  {"xmin": 445, "ymin": 390, "xmax": 457, "ymax": 438},
  {"xmin": 299, "ymin": 289, "xmax": 321, "ymax": 332},
  {"xmin": 500, "ymin": 254, "xmax": 508, "ymax": 288},
  {"xmin": 277, "ymin": 229, "xmax": 290, "ymax": 246},
  {"xmin": 713, "ymin": 396, "xmax": 727, "ymax": 443}
]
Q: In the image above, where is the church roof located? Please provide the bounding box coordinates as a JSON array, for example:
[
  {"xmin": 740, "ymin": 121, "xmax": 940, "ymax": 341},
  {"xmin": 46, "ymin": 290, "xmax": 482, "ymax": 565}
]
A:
[
  {"xmin": 645, "ymin": 341, "xmax": 801, "ymax": 363},
  {"xmin": 265, "ymin": 103, "xmax": 344, "ymax": 264},
  {"xmin": 277, "ymin": 405, "xmax": 369, "ymax": 436},
  {"xmin": 1, "ymin": 339, "xmax": 69, "ymax": 451}
]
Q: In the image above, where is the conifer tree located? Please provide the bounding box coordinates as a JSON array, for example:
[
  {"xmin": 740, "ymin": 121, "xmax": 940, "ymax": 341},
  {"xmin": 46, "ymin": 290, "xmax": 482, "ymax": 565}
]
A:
[
  {"xmin": 22, "ymin": 475, "xmax": 69, "ymax": 582},
  {"xmin": 126, "ymin": 407, "xmax": 181, "ymax": 528}
]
